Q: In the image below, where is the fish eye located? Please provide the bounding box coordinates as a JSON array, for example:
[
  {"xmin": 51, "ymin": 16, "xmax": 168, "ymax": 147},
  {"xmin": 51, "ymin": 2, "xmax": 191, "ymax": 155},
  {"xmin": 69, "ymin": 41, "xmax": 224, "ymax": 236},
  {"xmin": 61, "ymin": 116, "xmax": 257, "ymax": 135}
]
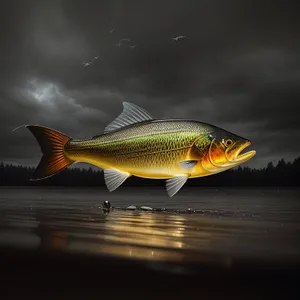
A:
[{"xmin": 224, "ymin": 139, "xmax": 233, "ymax": 147}]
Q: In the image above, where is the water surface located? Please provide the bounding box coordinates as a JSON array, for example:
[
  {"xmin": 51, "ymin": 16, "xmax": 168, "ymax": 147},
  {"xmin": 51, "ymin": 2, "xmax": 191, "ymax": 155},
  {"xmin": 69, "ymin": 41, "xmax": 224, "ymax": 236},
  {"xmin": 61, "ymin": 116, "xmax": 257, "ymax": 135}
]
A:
[{"xmin": 0, "ymin": 186, "xmax": 299, "ymax": 266}]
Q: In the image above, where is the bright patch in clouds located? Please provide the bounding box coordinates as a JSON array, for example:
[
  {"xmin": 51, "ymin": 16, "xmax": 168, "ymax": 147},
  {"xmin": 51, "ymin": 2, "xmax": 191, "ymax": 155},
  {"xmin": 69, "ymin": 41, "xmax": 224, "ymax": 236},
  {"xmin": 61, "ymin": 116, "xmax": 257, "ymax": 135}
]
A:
[
  {"xmin": 21, "ymin": 77, "xmax": 107, "ymax": 136},
  {"xmin": 28, "ymin": 78, "xmax": 58, "ymax": 104}
]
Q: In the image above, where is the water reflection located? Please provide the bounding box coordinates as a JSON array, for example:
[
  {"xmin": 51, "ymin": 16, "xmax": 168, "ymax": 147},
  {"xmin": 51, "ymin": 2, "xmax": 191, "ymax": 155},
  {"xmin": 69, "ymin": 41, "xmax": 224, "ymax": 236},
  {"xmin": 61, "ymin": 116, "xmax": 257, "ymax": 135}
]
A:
[
  {"xmin": 0, "ymin": 202, "xmax": 300, "ymax": 264},
  {"xmin": 33, "ymin": 209, "xmax": 195, "ymax": 260},
  {"xmin": 0, "ymin": 206, "xmax": 215, "ymax": 261},
  {"xmin": 35, "ymin": 212, "xmax": 69, "ymax": 250},
  {"xmin": 66, "ymin": 211, "xmax": 219, "ymax": 263},
  {"xmin": 101, "ymin": 212, "xmax": 188, "ymax": 249}
]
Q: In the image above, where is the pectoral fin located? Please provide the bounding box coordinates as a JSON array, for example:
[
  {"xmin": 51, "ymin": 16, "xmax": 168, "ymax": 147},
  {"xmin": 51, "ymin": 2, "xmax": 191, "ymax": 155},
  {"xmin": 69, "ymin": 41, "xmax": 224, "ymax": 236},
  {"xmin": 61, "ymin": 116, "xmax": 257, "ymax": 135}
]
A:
[
  {"xmin": 104, "ymin": 169, "xmax": 130, "ymax": 192},
  {"xmin": 165, "ymin": 175, "xmax": 188, "ymax": 197},
  {"xmin": 180, "ymin": 160, "xmax": 198, "ymax": 171}
]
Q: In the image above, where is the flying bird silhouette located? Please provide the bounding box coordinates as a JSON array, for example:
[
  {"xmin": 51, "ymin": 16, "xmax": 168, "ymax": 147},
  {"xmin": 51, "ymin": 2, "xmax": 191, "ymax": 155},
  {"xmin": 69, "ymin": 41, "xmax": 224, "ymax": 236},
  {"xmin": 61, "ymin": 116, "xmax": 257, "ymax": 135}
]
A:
[
  {"xmin": 109, "ymin": 29, "xmax": 115, "ymax": 33},
  {"xmin": 172, "ymin": 35, "xmax": 186, "ymax": 42},
  {"xmin": 94, "ymin": 55, "xmax": 99, "ymax": 60},
  {"xmin": 129, "ymin": 45, "xmax": 137, "ymax": 50},
  {"xmin": 116, "ymin": 42, "xmax": 122, "ymax": 47},
  {"xmin": 82, "ymin": 62, "xmax": 92, "ymax": 67}
]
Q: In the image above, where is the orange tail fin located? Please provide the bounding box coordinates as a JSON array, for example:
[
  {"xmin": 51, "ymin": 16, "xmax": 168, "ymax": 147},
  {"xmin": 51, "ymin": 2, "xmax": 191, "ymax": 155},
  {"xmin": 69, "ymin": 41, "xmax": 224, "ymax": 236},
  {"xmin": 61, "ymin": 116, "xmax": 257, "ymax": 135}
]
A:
[{"xmin": 24, "ymin": 125, "xmax": 74, "ymax": 180}]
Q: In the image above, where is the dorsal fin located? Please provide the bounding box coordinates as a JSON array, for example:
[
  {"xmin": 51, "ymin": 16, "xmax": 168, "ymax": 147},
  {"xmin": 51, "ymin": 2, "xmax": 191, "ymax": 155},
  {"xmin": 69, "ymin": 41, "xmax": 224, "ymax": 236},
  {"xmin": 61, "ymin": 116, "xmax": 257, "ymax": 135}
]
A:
[{"xmin": 104, "ymin": 102, "xmax": 154, "ymax": 133}]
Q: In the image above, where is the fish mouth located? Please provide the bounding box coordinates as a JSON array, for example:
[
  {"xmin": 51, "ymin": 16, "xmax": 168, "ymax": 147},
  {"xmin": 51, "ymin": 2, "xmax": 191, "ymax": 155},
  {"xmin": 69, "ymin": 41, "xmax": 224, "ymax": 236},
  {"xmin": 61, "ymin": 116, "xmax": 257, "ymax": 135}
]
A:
[{"xmin": 234, "ymin": 141, "xmax": 256, "ymax": 162}]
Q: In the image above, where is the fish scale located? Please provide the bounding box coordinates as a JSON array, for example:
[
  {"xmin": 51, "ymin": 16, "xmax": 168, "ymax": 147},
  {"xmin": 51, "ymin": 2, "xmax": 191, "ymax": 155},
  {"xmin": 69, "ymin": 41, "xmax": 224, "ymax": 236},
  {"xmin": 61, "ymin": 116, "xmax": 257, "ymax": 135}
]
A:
[{"xmin": 65, "ymin": 121, "xmax": 213, "ymax": 177}]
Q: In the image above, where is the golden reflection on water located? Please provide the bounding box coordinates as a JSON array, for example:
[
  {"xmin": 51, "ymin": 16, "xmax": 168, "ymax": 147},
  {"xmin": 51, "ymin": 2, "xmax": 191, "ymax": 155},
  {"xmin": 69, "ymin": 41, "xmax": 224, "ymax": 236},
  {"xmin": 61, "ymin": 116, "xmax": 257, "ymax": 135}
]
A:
[
  {"xmin": 1, "ymin": 208, "xmax": 256, "ymax": 264},
  {"xmin": 67, "ymin": 211, "xmax": 220, "ymax": 262},
  {"xmin": 29, "ymin": 210, "xmax": 215, "ymax": 261},
  {"xmin": 65, "ymin": 211, "xmax": 218, "ymax": 262},
  {"xmin": 100, "ymin": 213, "xmax": 190, "ymax": 249}
]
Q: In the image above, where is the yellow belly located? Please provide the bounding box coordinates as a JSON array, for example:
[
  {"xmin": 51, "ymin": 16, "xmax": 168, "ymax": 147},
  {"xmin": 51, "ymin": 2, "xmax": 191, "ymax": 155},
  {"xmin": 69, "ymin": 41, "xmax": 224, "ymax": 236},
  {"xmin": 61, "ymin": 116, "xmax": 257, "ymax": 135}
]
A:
[
  {"xmin": 65, "ymin": 126, "xmax": 213, "ymax": 179},
  {"xmin": 71, "ymin": 147, "xmax": 212, "ymax": 179}
]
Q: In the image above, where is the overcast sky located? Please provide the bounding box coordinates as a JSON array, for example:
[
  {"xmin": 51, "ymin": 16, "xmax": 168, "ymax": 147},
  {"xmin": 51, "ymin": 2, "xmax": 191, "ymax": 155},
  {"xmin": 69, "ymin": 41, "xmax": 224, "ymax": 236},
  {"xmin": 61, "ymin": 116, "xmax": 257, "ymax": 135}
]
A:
[{"xmin": 1, "ymin": 0, "xmax": 299, "ymax": 169}]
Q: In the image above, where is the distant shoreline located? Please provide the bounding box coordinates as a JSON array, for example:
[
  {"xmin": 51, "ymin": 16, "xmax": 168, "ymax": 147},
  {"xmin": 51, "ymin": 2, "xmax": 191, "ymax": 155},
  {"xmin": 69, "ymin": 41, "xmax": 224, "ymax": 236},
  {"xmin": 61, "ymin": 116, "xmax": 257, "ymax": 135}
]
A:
[
  {"xmin": 1, "ymin": 185, "xmax": 300, "ymax": 189},
  {"xmin": 1, "ymin": 157, "xmax": 300, "ymax": 187}
]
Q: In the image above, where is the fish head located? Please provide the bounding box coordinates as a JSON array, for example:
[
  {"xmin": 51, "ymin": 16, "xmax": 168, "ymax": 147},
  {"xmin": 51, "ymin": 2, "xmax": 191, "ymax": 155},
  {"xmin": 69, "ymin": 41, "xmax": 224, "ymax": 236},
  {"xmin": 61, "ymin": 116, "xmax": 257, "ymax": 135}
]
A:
[{"xmin": 201, "ymin": 129, "xmax": 256, "ymax": 172}]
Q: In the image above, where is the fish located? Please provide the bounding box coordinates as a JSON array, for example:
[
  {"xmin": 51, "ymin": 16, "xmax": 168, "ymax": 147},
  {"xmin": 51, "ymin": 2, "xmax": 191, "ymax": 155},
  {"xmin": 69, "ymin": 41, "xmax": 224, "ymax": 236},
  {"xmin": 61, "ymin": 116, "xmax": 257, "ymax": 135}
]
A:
[{"xmin": 14, "ymin": 102, "xmax": 256, "ymax": 197}]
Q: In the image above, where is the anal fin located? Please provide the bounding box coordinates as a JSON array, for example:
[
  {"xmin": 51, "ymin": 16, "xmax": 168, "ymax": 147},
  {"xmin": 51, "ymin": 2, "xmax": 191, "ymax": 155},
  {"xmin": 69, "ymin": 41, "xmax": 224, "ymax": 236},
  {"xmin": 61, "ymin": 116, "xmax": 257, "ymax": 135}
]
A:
[
  {"xmin": 166, "ymin": 175, "xmax": 188, "ymax": 197},
  {"xmin": 104, "ymin": 169, "xmax": 130, "ymax": 192}
]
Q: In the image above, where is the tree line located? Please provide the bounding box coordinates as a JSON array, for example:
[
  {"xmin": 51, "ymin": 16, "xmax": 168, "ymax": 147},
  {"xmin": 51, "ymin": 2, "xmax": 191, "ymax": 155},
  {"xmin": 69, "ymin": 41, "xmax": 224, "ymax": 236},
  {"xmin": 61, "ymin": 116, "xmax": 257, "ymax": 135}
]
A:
[{"xmin": 0, "ymin": 157, "xmax": 299, "ymax": 187}]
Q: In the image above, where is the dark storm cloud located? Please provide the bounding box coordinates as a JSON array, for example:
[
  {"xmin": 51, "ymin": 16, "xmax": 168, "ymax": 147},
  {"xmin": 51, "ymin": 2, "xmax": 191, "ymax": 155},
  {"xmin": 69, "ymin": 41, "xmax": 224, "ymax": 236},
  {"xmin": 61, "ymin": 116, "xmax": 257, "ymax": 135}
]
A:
[{"xmin": 0, "ymin": 0, "xmax": 299, "ymax": 168}]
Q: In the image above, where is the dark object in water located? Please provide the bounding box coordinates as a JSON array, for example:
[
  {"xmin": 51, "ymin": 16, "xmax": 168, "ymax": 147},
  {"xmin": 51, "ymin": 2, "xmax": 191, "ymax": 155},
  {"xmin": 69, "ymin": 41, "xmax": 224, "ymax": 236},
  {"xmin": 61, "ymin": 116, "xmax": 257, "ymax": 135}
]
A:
[
  {"xmin": 101, "ymin": 204, "xmax": 222, "ymax": 215},
  {"xmin": 102, "ymin": 200, "xmax": 111, "ymax": 213},
  {"xmin": 153, "ymin": 208, "xmax": 166, "ymax": 212}
]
